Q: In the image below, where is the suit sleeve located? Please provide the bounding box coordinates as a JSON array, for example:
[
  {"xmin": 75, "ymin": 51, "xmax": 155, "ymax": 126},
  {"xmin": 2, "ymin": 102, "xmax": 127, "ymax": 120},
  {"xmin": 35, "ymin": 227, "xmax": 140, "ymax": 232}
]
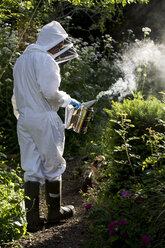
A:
[{"xmin": 35, "ymin": 54, "xmax": 71, "ymax": 108}]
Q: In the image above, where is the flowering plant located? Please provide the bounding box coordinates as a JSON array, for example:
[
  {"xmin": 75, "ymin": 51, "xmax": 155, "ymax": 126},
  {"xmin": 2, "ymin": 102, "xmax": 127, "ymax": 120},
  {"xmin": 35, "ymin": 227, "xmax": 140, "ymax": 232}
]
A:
[{"xmin": 85, "ymin": 95, "xmax": 165, "ymax": 248}]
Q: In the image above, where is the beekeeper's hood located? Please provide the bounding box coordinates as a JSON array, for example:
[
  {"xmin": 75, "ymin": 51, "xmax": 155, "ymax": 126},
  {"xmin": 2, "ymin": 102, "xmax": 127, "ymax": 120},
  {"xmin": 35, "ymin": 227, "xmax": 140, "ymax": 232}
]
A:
[{"xmin": 24, "ymin": 21, "xmax": 78, "ymax": 64}]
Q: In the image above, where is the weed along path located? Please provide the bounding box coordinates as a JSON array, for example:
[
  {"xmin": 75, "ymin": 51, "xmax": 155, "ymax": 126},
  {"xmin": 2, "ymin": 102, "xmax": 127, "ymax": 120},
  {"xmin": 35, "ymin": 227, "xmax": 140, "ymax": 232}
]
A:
[{"xmin": 5, "ymin": 158, "xmax": 92, "ymax": 248}]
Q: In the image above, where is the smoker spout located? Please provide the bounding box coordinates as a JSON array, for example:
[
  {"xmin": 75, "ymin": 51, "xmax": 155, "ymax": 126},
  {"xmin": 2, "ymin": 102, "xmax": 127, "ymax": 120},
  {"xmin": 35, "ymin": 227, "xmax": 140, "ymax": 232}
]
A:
[{"xmin": 82, "ymin": 99, "xmax": 97, "ymax": 108}]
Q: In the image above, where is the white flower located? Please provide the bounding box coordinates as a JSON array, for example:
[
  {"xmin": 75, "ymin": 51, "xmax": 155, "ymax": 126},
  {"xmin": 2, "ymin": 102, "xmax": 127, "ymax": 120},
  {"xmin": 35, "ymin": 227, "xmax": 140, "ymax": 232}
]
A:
[
  {"xmin": 89, "ymin": 68, "xmax": 95, "ymax": 73},
  {"xmin": 65, "ymin": 72, "xmax": 70, "ymax": 77},
  {"xmin": 82, "ymin": 42, "xmax": 88, "ymax": 46},
  {"xmin": 66, "ymin": 16, "xmax": 72, "ymax": 20},
  {"xmin": 128, "ymin": 29, "xmax": 133, "ymax": 34},
  {"xmin": 142, "ymin": 27, "xmax": 151, "ymax": 36},
  {"xmin": 105, "ymin": 44, "xmax": 112, "ymax": 49}
]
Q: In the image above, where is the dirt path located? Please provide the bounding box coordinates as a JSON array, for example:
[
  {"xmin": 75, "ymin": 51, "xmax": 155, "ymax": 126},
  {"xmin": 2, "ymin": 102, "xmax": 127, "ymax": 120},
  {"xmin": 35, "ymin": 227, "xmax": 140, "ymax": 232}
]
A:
[{"xmin": 10, "ymin": 158, "xmax": 93, "ymax": 248}]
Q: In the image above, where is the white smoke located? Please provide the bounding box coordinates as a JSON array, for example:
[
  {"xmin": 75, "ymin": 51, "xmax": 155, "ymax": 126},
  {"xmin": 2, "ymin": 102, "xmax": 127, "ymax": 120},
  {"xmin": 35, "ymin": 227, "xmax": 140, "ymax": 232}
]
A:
[{"xmin": 97, "ymin": 39, "xmax": 165, "ymax": 101}]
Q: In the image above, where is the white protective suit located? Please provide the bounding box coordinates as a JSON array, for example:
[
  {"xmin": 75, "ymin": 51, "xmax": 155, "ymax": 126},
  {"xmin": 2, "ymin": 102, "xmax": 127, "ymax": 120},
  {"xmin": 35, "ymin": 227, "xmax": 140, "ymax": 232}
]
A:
[{"xmin": 12, "ymin": 21, "xmax": 73, "ymax": 184}]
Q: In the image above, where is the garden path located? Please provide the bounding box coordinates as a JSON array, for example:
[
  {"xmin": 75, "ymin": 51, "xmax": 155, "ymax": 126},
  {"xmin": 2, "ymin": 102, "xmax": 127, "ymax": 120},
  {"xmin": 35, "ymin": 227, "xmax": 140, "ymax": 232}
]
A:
[{"xmin": 6, "ymin": 158, "xmax": 92, "ymax": 248}]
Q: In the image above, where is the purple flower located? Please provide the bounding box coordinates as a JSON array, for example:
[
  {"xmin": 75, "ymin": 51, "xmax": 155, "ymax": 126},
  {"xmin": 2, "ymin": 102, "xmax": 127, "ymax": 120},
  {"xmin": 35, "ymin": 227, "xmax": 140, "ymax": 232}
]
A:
[
  {"xmin": 85, "ymin": 203, "xmax": 92, "ymax": 210},
  {"xmin": 142, "ymin": 235, "xmax": 150, "ymax": 245},
  {"xmin": 117, "ymin": 221, "xmax": 122, "ymax": 227},
  {"xmin": 121, "ymin": 219, "xmax": 127, "ymax": 225},
  {"xmin": 109, "ymin": 221, "xmax": 116, "ymax": 235},
  {"xmin": 109, "ymin": 228, "xmax": 116, "ymax": 235},
  {"xmin": 109, "ymin": 221, "xmax": 115, "ymax": 228},
  {"xmin": 122, "ymin": 190, "xmax": 130, "ymax": 198},
  {"xmin": 117, "ymin": 219, "xmax": 127, "ymax": 228}
]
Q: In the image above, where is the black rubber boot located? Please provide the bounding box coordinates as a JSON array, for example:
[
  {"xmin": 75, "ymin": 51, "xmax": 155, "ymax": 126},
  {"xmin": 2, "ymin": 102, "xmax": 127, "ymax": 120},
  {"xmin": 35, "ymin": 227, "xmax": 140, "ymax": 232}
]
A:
[
  {"xmin": 45, "ymin": 179, "xmax": 75, "ymax": 223},
  {"xmin": 24, "ymin": 181, "xmax": 44, "ymax": 232}
]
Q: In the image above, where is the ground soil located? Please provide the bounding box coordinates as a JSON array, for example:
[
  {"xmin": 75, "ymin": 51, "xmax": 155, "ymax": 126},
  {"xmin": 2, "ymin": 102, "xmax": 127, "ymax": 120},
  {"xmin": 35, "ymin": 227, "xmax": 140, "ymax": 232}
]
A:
[{"xmin": 5, "ymin": 157, "xmax": 93, "ymax": 248}]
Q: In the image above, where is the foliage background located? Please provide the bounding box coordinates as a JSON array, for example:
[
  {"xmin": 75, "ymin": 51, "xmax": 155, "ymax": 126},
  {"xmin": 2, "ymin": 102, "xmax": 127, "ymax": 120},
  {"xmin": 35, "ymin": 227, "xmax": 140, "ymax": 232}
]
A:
[{"xmin": 2, "ymin": 0, "xmax": 165, "ymax": 245}]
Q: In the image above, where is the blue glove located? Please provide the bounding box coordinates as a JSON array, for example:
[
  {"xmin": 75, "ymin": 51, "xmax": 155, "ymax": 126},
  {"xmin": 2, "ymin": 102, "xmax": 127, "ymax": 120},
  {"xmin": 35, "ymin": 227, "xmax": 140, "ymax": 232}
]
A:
[{"xmin": 70, "ymin": 99, "xmax": 81, "ymax": 110}]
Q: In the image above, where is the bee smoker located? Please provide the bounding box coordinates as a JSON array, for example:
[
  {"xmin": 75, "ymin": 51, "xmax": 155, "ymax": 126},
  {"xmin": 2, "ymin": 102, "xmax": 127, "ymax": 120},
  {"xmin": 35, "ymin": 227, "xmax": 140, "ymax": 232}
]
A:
[{"xmin": 65, "ymin": 99, "xmax": 97, "ymax": 134}]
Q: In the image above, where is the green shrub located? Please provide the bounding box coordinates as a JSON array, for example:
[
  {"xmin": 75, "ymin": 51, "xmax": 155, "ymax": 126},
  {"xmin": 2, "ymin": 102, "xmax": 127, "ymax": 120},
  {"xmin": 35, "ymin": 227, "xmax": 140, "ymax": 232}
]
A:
[
  {"xmin": 101, "ymin": 93, "xmax": 165, "ymax": 190},
  {"xmin": 85, "ymin": 94, "xmax": 165, "ymax": 248},
  {"xmin": 0, "ymin": 23, "xmax": 20, "ymax": 155},
  {"xmin": 103, "ymin": 92, "xmax": 165, "ymax": 157},
  {"xmin": 0, "ymin": 133, "xmax": 26, "ymax": 245}
]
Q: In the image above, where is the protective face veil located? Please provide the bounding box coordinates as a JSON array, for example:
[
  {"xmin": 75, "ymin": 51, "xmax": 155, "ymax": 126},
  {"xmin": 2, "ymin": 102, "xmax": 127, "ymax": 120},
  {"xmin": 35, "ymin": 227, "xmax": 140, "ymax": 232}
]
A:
[
  {"xmin": 37, "ymin": 21, "xmax": 78, "ymax": 64},
  {"xmin": 53, "ymin": 39, "xmax": 78, "ymax": 64}
]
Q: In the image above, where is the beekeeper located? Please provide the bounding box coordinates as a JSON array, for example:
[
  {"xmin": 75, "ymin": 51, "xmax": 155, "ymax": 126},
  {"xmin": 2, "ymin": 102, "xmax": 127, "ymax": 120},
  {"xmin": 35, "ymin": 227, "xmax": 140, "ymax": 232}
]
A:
[{"xmin": 12, "ymin": 21, "xmax": 81, "ymax": 232}]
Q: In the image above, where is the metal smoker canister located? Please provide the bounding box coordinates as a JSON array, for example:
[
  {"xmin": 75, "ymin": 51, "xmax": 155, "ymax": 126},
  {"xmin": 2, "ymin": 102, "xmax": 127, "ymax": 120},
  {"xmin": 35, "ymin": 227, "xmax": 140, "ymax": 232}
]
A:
[{"xmin": 65, "ymin": 99, "xmax": 97, "ymax": 134}]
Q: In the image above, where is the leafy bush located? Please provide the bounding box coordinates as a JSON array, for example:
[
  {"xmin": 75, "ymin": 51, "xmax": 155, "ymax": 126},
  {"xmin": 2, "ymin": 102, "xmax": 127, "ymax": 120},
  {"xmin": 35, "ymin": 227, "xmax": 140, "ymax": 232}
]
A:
[
  {"xmin": 0, "ymin": 133, "xmax": 26, "ymax": 245},
  {"xmin": 101, "ymin": 93, "xmax": 165, "ymax": 191},
  {"xmin": 85, "ymin": 94, "xmax": 165, "ymax": 248},
  {"xmin": 0, "ymin": 23, "xmax": 20, "ymax": 154}
]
